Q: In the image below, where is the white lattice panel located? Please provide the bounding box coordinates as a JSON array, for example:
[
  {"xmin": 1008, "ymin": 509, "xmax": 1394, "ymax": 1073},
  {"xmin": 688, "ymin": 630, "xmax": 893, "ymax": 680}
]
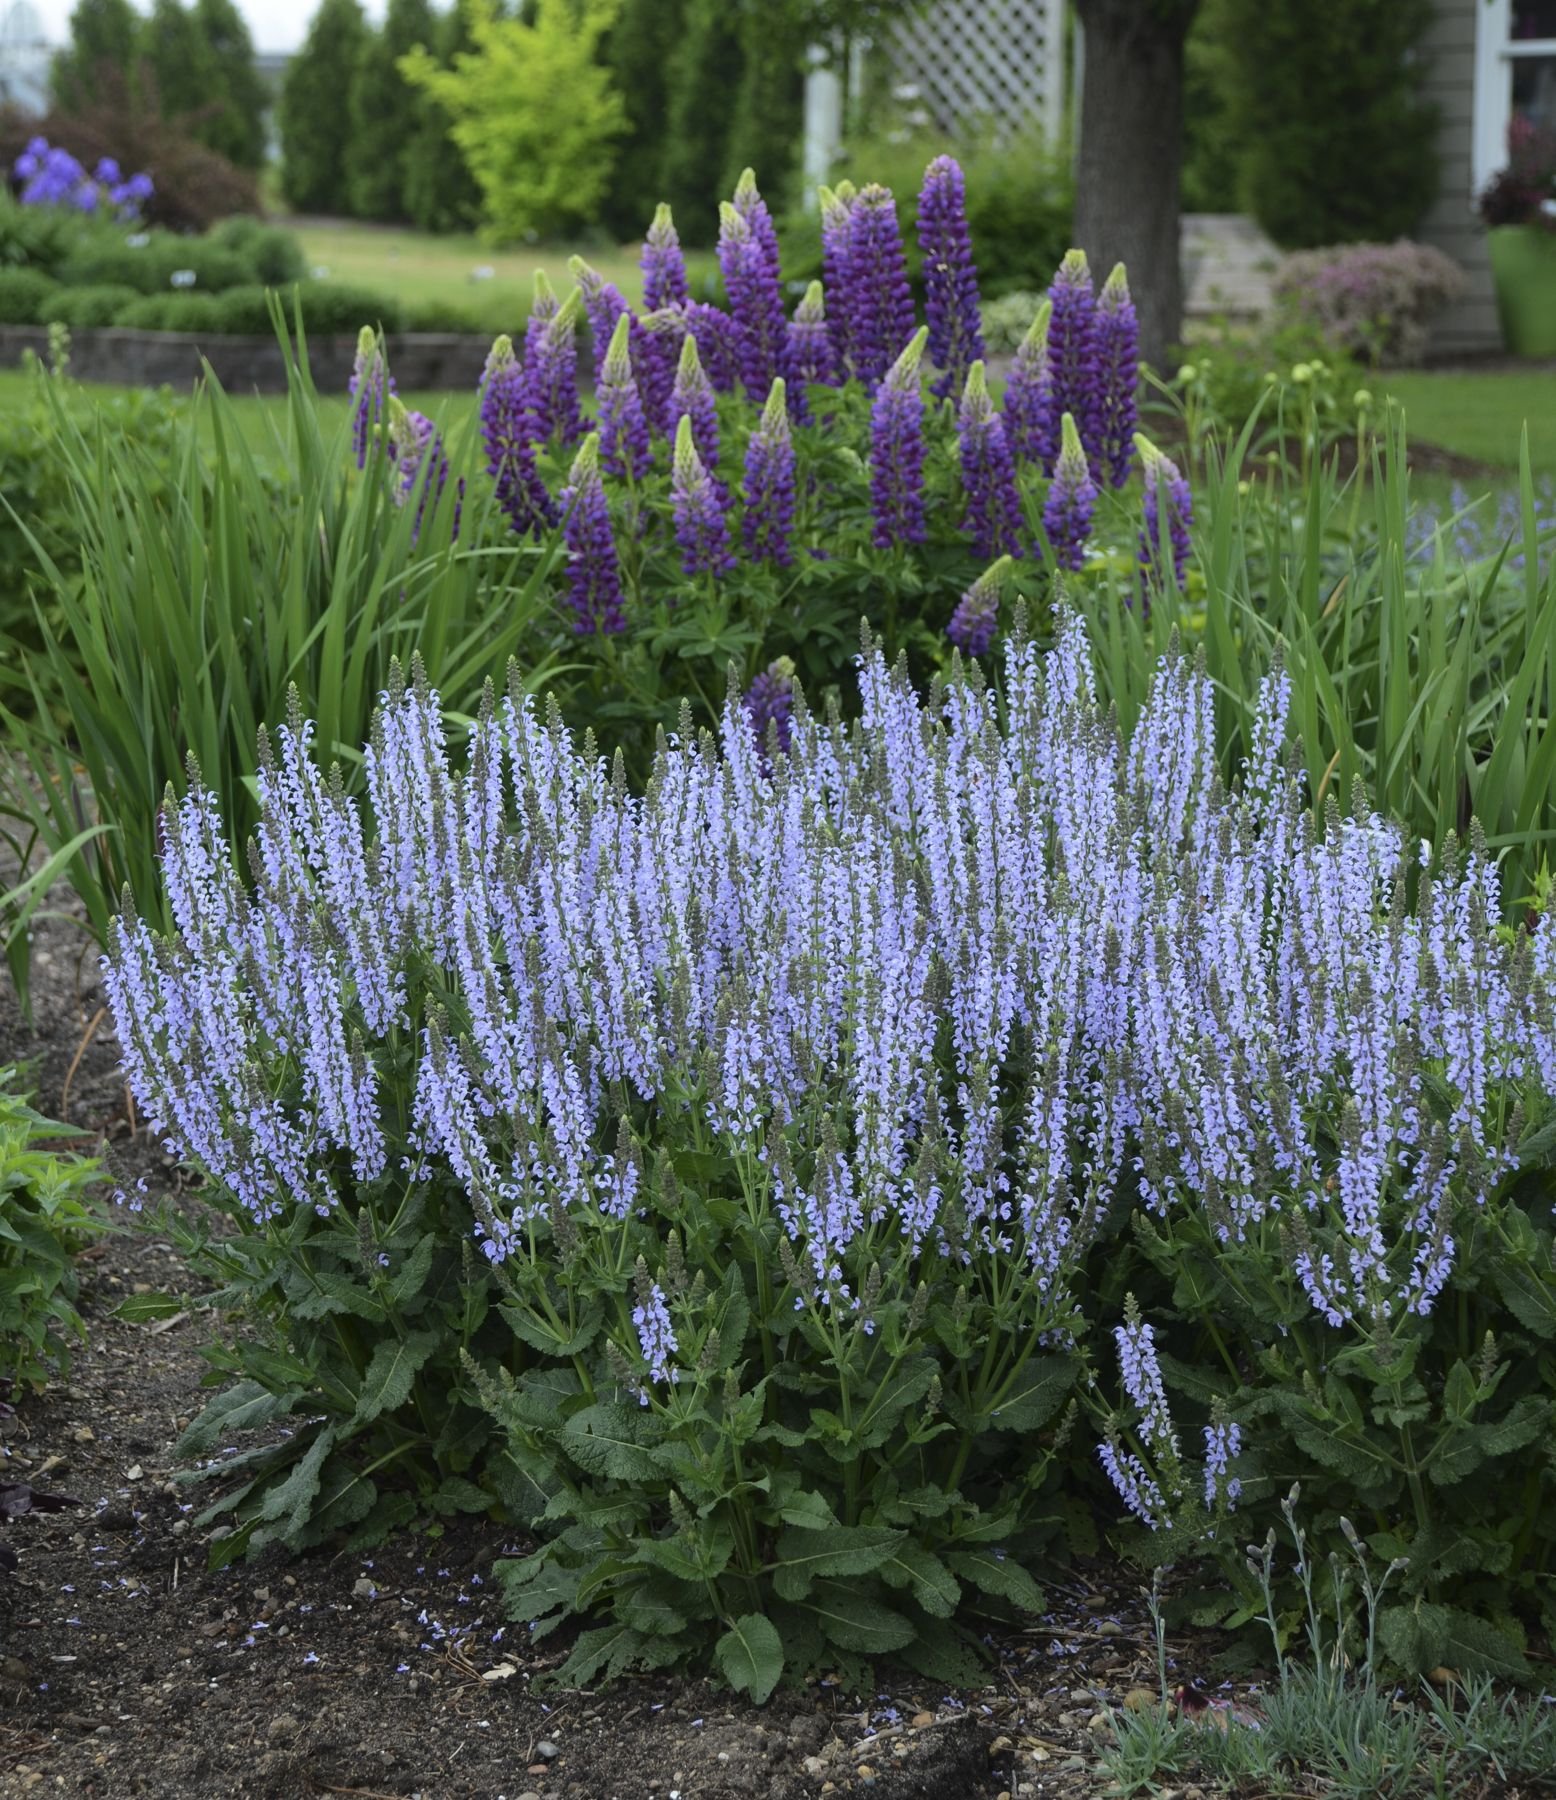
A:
[{"xmin": 883, "ymin": 0, "xmax": 1064, "ymax": 139}]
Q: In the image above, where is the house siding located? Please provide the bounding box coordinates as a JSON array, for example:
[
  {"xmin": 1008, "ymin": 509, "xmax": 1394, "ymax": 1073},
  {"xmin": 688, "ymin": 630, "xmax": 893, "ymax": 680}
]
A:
[{"xmin": 1419, "ymin": 0, "xmax": 1502, "ymax": 353}]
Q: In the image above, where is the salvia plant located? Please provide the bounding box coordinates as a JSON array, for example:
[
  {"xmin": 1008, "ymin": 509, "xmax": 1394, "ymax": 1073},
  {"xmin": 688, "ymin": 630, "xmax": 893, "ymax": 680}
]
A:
[{"xmin": 106, "ymin": 612, "xmax": 1556, "ymax": 1692}]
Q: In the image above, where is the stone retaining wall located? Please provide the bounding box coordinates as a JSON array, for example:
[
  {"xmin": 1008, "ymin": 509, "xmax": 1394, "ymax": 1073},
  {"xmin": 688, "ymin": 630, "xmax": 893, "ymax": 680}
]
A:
[{"xmin": 0, "ymin": 325, "xmax": 494, "ymax": 393}]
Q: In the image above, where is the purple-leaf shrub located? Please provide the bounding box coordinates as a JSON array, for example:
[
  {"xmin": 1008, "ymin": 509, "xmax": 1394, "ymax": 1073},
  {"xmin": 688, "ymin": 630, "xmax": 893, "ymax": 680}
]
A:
[{"xmin": 1273, "ymin": 240, "xmax": 1466, "ymax": 367}]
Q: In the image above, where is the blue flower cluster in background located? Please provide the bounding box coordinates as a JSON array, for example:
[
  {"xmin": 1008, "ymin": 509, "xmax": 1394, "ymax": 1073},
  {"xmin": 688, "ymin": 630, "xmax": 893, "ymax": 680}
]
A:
[{"xmin": 12, "ymin": 137, "xmax": 152, "ymax": 220}]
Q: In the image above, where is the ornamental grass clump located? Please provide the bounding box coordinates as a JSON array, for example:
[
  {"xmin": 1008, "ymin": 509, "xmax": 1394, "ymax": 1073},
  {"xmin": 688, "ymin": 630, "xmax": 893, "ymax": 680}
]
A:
[{"xmin": 104, "ymin": 613, "xmax": 1556, "ymax": 1691}]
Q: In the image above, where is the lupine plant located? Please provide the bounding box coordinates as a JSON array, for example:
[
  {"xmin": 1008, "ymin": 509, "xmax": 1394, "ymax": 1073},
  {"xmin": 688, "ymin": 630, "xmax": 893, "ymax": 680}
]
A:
[{"xmin": 107, "ymin": 613, "xmax": 1556, "ymax": 1690}]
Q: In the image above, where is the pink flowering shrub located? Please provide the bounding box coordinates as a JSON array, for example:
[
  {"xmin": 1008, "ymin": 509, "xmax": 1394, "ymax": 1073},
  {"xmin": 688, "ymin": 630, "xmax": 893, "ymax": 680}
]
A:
[{"xmin": 1272, "ymin": 239, "xmax": 1465, "ymax": 366}]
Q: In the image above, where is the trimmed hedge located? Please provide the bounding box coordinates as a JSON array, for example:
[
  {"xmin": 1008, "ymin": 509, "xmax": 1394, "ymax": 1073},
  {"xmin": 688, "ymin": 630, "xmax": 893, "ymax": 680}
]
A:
[
  {"xmin": 44, "ymin": 283, "xmax": 143, "ymax": 329},
  {"xmin": 0, "ymin": 267, "xmax": 61, "ymax": 324}
]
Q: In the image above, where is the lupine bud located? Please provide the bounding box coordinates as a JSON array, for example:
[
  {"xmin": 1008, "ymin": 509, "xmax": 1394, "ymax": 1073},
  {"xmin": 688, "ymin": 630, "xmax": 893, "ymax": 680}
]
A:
[
  {"xmin": 717, "ymin": 201, "xmax": 788, "ymax": 399},
  {"xmin": 946, "ymin": 556, "xmax": 1012, "ymax": 658},
  {"xmin": 743, "ymin": 377, "xmax": 796, "ymax": 568},
  {"xmin": 642, "ymin": 202, "xmax": 689, "ymax": 313},
  {"xmin": 744, "ymin": 655, "xmax": 795, "ymax": 758},
  {"xmin": 671, "ymin": 413, "xmax": 734, "ymax": 576},
  {"xmin": 1097, "ymin": 263, "xmax": 1140, "ymax": 488},
  {"xmin": 598, "ymin": 313, "xmax": 653, "ymax": 480},
  {"xmin": 787, "ymin": 280, "xmax": 838, "ymax": 392},
  {"xmin": 1047, "ymin": 249, "xmax": 1102, "ymax": 477},
  {"xmin": 818, "ymin": 182, "xmax": 856, "ymax": 376},
  {"xmin": 957, "ymin": 361, "xmax": 1022, "ymax": 559},
  {"xmin": 1043, "ymin": 411, "xmax": 1096, "ymax": 572},
  {"xmin": 385, "ymin": 395, "xmax": 454, "ymax": 545},
  {"xmin": 525, "ymin": 285, "xmax": 585, "ymax": 447},
  {"xmin": 1135, "ymin": 432, "xmax": 1192, "ymax": 599},
  {"xmin": 349, "ymin": 325, "xmax": 394, "ymax": 470},
  {"xmin": 869, "ymin": 326, "xmax": 929, "ymax": 548},
  {"xmin": 478, "ymin": 334, "xmax": 555, "ymax": 536},
  {"xmin": 845, "ymin": 183, "xmax": 916, "ymax": 392},
  {"xmin": 918, "ymin": 153, "xmax": 985, "ymax": 400},
  {"xmin": 558, "ymin": 433, "xmax": 625, "ymax": 635},
  {"xmin": 670, "ymin": 332, "xmax": 719, "ymax": 476},
  {"xmin": 732, "ymin": 166, "xmax": 782, "ymax": 285},
  {"xmin": 1004, "ymin": 298, "xmax": 1056, "ymax": 468}
]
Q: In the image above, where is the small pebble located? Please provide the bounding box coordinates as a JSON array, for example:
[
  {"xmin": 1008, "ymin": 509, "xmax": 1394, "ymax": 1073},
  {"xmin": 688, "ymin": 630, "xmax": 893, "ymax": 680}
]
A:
[
  {"xmin": 911, "ymin": 1711, "xmax": 933, "ymax": 1728},
  {"xmin": 536, "ymin": 1739, "xmax": 560, "ymax": 1759},
  {"xmin": 1098, "ymin": 1619, "xmax": 1123, "ymax": 1638}
]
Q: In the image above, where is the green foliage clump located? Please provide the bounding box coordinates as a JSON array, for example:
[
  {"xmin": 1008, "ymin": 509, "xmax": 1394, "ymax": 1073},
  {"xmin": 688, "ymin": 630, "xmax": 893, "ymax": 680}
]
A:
[
  {"xmin": 206, "ymin": 217, "xmax": 309, "ymax": 288},
  {"xmin": 43, "ymin": 282, "xmax": 143, "ymax": 328},
  {"xmin": 598, "ymin": 0, "xmax": 690, "ymax": 241},
  {"xmin": 49, "ymin": 0, "xmax": 141, "ymax": 110},
  {"xmin": 54, "ymin": 231, "xmax": 250, "ymax": 297},
  {"xmin": 279, "ymin": 0, "xmax": 370, "ymax": 215},
  {"xmin": 115, "ymin": 291, "xmax": 225, "ymax": 331},
  {"xmin": 347, "ymin": 0, "xmax": 437, "ymax": 222},
  {"xmin": 1216, "ymin": 0, "xmax": 1440, "ymax": 247},
  {"xmin": 399, "ymin": 0, "xmax": 626, "ymax": 242},
  {"xmin": 0, "ymin": 268, "xmax": 62, "ymax": 324},
  {"xmin": 400, "ymin": 0, "xmax": 483, "ymax": 236},
  {"xmin": 0, "ymin": 1070, "xmax": 99, "ymax": 1393},
  {"xmin": 658, "ymin": 0, "xmax": 746, "ymax": 243}
]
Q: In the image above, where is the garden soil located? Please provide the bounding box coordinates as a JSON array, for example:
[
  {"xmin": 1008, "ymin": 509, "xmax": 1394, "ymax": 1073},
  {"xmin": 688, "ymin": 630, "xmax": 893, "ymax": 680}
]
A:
[{"xmin": 1, "ymin": 903, "xmax": 1230, "ymax": 1800}]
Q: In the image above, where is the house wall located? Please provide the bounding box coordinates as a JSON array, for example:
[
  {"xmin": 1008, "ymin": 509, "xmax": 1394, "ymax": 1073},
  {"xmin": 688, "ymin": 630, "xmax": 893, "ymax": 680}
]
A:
[{"xmin": 1419, "ymin": 0, "xmax": 1503, "ymax": 354}]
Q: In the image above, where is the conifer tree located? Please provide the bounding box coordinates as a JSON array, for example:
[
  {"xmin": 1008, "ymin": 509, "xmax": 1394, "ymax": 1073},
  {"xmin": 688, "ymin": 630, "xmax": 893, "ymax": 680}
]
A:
[
  {"xmin": 51, "ymin": 0, "xmax": 141, "ymax": 109},
  {"xmin": 141, "ymin": 0, "xmax": 215, "ymax": 126},
  {"xmin": 193, "ymin": 0, "xmax": 269, "ymax": 170},
  {"xmin": 279, "ymin": 0, "xmax": 369, "ymax": 214},
  {"xmin": 346, "ymin": 0, "xmax": 436, "ymax": 221},
  {"xmin": 401, "ymin": 0, "xmax": 480, "ymax": 235}
]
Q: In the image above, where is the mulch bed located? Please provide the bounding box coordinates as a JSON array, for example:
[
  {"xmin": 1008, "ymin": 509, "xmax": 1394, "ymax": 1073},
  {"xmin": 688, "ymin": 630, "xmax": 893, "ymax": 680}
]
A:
[{"xmin": 0, "ymin": 904, "xmax": 1251, "ymax": 1800}]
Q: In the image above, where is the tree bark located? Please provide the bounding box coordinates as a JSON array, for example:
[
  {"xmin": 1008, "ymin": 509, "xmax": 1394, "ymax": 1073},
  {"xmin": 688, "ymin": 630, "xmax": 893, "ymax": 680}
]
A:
[{"xmin": 1073, "ymin": 0, "xmax": 1200, "ymax": 372}]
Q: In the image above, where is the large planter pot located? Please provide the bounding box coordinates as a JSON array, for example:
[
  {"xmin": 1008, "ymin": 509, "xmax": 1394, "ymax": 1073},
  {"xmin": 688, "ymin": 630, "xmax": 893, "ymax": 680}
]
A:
[{"xmin": 1487, "ymin": 224, "xmax": 1556, "ymax": 358}]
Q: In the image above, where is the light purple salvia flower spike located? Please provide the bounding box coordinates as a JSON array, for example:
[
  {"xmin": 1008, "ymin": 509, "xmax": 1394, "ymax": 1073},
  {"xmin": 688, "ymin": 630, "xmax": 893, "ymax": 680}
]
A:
[
  {"xmin": 642, "ymin": 202, "xmax": 689, "ymax": 313},
  {"xmin": 1046, "ymin": 249, "xmax": 1101, "ymax": 477},
  {"xmin": 631, "ymin": 1264, "xmax": 678, "ymax": 1403},
  {"xmin": 1043, "ymin": 411, "xmax": 1096, "ymax": 572},
  {"xmin": 946, "ymin": 556, "xmax": 1012, "ymax": 658},
  {"xmin": 598, "ymin": 312, "xmax": 653, "ymax": 480},
  {"xmin": 870, "ymin": 325, "xmax": 929, "ymax": 549},
  {"xmin": 743, "ymin": 377, "xmax": 796, "ymax": 568},
  {"xmin": 1004, "ymin": 298, "xmax": 1055, "ymax": 469},
  {"xmin": 1096, "ymin": 263, "xmax": 1139, "ymax": 488},
  {"xmin": 671, "ymin": 414, "xmax": 734, "ymax": 576},
  {"xmin": 557, "ymin": 433, "xmax": 625, "ymax": 634},
  {"xmin": 918, "ymin": 153, "xmax": 985, "ymax": 401},
  {"xmin": 957, "ymin": 360, "xmax": 1022, "ymax": 559}
]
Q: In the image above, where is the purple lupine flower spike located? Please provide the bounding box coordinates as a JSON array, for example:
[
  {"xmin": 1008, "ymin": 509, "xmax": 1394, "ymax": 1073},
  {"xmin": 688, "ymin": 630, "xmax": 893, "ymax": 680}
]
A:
[
  {"xmin": 525, "ymin": 285, "xmax": 585, "ymax": 447},
  {"xmin": 688, "ymin": 300, "xmax": 741, "ymax": 395},
  {"xmin": 642, "ymin": 203, "xmax": 689, "ymax": 313},
  {"xmin": 870, "ymin": 326, "xmax": 929, "ymax": 549},
  {"xmin": 918, "ymin": 153, "xmax": 985, "ymax": 401},
  {"xmin": 558, "ymin": 434, "xmax": 625, "ymax": 634},
  {"xmin": 743, "ymin": 377, "xmax": 796, "ymax": 568},
  {"xmin": 732, "ymin": 167, "xmax": 782, "ymax": 286},
  {"xmin": 818, "ymin": 181, "xmax": 856, "ymax": 378},
  {"xmin": 569, "ymin": 254, "xmax": 632, "ymax": 383},
  {"xmin": 946, "ymin": 556, "xmax": 1012, "ymax": 657},
  {"xmin": 385, "ymin": 396, "xmax": 457, "ymax": 546},
  {"xmin": 957, "ymin": 360, "xmax": 1022, "ymax": 559},
  {"xmin": 718, "ymin": 201, "xmax": 788, "ymax": 399},
  {"xmin": 672, "ymin": 414, "xmax": 735, "ymax": 576},
  {"xmin": 479, "ymin": 334, "xmax": 555, "ymax": 535},
  {"xmin": 744, "ymin": 654, "xmax": 796, "ymax": 757},
  {"xmin": 845, "ymin": 183, "xmax": 916, "ymax": 393},
  {"xmin": 1004, "ymin": 298, "xmax": 1056, "ymax": 469},
  {"xmin": 1043, "ymin": 411, "xmax": 1096, "ymax": 572},
  {"xmin": 598, "ymin": 313, "xmax": 653, "ymax": 480},
  {"xmin": 670, "ymin": 332, "xmax": 720, "ymax": 475},
  {"xmin": 1135, "ymin": 433, "xmax": 1193, "ymax": 600},
  {"xmin": 1046, "ymin": 249, "xmax": 1102, "ymax": 477},
  {"xmin": 349, "ymin": 326, "xmax": 395, "ymax": 470},
  {"xmin": 787, "ymin": 280, "xmax": 838, "ymax": 393},
  {"xmin": 523, "ymin": 269, "xmax": 558, "ymax": 366},
  {"xmin": 1097, "ymin": 263, "xmax": 1140, "ymax": 488}
]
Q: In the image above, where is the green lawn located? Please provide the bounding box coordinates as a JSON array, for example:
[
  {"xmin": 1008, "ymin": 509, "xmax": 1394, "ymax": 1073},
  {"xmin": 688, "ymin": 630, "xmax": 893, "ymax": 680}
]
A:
[
  {"xmin": 285, "ymin": 217, "xmax": 717, "ymax": 337},
  {"xmin": 1381, "ymin": 370, "xmax": 1556, "ymax": 477}
]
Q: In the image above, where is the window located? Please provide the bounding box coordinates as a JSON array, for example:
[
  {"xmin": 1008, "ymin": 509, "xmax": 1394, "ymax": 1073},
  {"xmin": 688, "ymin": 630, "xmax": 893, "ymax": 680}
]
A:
[{"xmin": 1474, "ymin": 0, "xmax": 1556, "ymax": 193}]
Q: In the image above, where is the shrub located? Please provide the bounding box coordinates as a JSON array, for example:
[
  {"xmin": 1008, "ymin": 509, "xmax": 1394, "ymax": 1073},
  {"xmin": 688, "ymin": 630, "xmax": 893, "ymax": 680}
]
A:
[
  {"xmin": 0, "ymin": 1069, "xmax": 99, "ymax": 1392},
  {"xmin": 42, "ymin": 281, "xmax": 142, "ymax": 327},
  {"xmin": 55, "ymin": 232, "xmax": 252, "ymax": 296},
  {"xmin": 1478, "ymin": 115, "xmax": 1556, "ymax": 232},
  {"xmin": 116, "ymin": 291, "xmax": 224, "ymax": 331},
  {"xmin": 206, "ymin": 215, "xmax": 309, "ymax": 286},
  {"xmin": 1272, "ymin": 240, "xmax": 1465, "ymax": 366},
  {"xmin": 399, "ymin": 0, "xmax": 626, "ymax": 240},
  {"xmin": 0, "ymin": 187, "xmax": 82, "ymax": 275},
  {"xmin": 106, "ymin": 620, "xmax": 1556, "ymax": 1687},
  {"xmin": 0, "ymin": 267, "xmax": 61, "ymax": 323}
]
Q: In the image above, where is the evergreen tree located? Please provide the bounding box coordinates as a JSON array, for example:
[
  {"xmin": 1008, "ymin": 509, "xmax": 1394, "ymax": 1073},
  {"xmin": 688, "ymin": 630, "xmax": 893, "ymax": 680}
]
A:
[
  {"xmin": 193, "ymin": 0, "xmax": 269, "ymax": 170},
  {"xmin": 719, "ymin": 3, "xmax": 806, "ymax": 212},
  {"xmin": 659, "ymin": 0, "xmax": 745, "ymax": 245},
  {"xmin": 1219, "ymin": 0, "xmax": 1438, "ymax": 247},
  {"xmin": 141, "ymin": 0, "xmax": 215, "ymax": 126},
  {"xmin": 347, "ymin": 0, "xmax": 436, "ymax": 221},
  {"xmin": 279, "ymin": 0, "xmax": 370, "ymax": 215},
  {"xmin": 51, "ymin": 0, "xmax": 141, "ymax": 109},
  {"xmin": 402, "ymin": 0, "xmax": 481, "ymax": 235},
  {"xmin": 598, "ymin": 0, "xmax": 687, "ymax": 241}
]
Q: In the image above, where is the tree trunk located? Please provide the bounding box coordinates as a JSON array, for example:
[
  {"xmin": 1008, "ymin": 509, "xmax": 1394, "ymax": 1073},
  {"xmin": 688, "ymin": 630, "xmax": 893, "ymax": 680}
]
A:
[{"xmin": 1073, "ymin": 0, "xmax": 1200, "ymax": 372}]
